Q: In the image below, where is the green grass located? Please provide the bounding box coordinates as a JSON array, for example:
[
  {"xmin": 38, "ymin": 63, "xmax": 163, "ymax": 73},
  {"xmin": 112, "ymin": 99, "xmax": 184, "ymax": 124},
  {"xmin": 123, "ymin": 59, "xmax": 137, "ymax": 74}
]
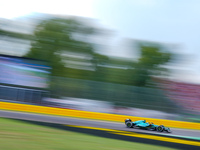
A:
[{"xmin": 0, "ymin": 117, "xmax": 177, "ymax": 150}]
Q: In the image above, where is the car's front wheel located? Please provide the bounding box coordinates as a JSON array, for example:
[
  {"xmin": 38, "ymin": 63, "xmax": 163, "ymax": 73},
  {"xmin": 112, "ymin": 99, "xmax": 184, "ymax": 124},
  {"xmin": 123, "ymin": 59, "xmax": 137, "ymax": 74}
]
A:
[{"xmin": 125, "ymin": 119, "xmax": 132, "ymax": 124}]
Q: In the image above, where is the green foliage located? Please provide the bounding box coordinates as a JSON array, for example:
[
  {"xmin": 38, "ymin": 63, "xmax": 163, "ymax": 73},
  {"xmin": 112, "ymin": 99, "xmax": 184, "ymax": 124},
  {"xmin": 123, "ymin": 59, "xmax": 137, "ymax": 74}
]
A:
[
  {"xmin": 139, "ymin": 46, "xmax": 171, "ymax": 68},
  {"xmin": 130, "ymin": 44, "xmax": 172, "ymax": 86},
  {"xmin": 1, "ymin": 16, "xmax": 172, "ymax": 87},
  {"xmin": 25, "ymin": 18, "xmax": 95, "ymax": 76}
]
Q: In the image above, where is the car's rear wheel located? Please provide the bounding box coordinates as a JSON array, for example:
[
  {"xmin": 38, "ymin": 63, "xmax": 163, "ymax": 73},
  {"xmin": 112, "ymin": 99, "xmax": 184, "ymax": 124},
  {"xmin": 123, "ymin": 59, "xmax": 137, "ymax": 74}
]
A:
[
  {"xmin": 126, "ymin": 121, "xmax": 133, "ymax": 128},
  {"xmin": 157, "ymin": 125, "xmax": 164, "ymax": 132}
]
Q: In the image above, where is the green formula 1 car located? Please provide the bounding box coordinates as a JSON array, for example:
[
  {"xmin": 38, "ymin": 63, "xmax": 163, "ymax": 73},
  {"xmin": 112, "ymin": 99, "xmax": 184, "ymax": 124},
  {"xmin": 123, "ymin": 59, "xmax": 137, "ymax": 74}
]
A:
[{"xmin": 125, "ymin": 119, "xmax": 171, "ymax": 133}]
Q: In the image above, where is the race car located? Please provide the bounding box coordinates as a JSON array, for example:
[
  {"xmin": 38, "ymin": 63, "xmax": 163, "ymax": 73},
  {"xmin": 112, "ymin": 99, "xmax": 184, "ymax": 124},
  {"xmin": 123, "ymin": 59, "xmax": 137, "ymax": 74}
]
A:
[{"xmin": 125, "ymin": 119, "xmax": 171, "ymax": 133}]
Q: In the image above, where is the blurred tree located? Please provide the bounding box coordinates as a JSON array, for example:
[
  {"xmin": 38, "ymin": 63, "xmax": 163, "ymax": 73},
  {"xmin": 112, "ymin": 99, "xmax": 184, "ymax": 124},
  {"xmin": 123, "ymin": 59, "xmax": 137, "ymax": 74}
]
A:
[
  {"xmin": 24, "ymin": 17, "xmax": 98, "ymax": 76},
  {"xmin": 130, "ymin": 44, "xmax": 172, "ymax": 86},
  {"xmin": 98, "ymin": 57, "xmax": 134, "ymax": 84},
  {"xmin": 0, "ymin": 17, "xmax": 172, "ymax": 87},
  {"xmin": 91, "ymin": 52, "xmax": 109, "ymax": 81}
]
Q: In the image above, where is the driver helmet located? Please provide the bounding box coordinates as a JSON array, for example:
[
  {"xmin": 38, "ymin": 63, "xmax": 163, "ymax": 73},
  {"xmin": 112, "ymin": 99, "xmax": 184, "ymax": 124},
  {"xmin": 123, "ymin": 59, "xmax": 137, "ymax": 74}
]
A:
[{"xmin": 148, "ymin": 122, "xmax": 153, "ymax": 125}]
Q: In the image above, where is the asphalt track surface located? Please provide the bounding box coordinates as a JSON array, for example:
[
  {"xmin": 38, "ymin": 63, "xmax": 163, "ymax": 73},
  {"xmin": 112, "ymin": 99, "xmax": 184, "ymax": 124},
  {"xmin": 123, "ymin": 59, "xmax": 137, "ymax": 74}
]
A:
[{"xmin": 0, "ymin": 110, "xmax": 200, "ymax": 150}]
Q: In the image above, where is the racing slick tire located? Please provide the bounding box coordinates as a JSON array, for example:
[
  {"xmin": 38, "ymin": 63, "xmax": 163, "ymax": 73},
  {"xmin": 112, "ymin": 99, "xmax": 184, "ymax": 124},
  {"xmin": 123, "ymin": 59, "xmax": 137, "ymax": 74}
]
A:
[
  {"xmin": 125, "ymin": 119, "xmax": 132, "ymax": 124},
  {"xmin": 126, "ymin": 121, "xmax": 133, "ymax": 128},
  {"xmin": 157, "ymin": 125, "xmax": 164, "ymax": 132}
]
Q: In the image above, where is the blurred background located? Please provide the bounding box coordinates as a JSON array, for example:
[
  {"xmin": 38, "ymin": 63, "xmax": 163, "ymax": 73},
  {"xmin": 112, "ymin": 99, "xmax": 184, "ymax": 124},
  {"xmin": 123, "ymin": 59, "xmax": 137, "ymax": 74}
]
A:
[{"xmin": 0, "ymin": 0, "xmax": 200, "ymax": 122}]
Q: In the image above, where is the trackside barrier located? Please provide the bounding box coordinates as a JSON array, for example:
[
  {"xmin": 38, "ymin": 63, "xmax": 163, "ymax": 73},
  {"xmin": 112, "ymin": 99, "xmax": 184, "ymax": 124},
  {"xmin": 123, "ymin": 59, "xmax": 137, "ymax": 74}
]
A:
[{"xmin": 0, "ymin": 101, "xmax": 200, "ymax": 130}]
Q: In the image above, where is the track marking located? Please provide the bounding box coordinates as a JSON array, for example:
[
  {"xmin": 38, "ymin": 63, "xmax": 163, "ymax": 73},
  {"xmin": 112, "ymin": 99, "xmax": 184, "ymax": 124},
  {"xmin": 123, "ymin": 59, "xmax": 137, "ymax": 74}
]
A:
[
  {"xmin": 127, "ymin": 129, "xmax": 200, "ymax": 141},
  {"xmin": 66, "ymin": 125, "xmax": 200, "ymax": 147}
]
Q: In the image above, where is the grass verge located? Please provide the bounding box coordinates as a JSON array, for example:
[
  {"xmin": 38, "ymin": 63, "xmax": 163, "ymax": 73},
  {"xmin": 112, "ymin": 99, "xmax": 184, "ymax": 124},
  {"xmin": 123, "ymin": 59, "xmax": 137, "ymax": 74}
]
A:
[{"xmin": 0, "ymin": 117, "xmax": 177, "ymax": 150}]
